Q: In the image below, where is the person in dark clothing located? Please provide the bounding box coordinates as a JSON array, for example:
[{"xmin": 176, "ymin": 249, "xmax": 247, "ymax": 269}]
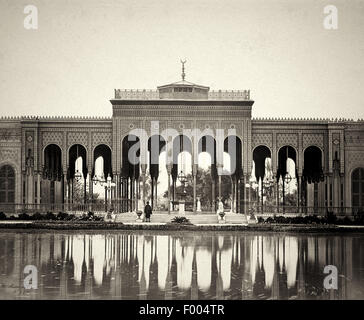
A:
[{"xmin": 144, "ymin": 201, "xmax": 152, "ymax": 222}]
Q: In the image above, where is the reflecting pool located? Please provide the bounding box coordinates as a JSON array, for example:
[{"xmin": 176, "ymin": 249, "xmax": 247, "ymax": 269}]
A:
[{"xmin": 0, "ymin": 230, "xmax": 363, "ymax": 300}]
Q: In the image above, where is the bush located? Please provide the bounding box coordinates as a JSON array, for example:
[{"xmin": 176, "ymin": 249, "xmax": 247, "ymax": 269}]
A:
[
  {"xmin": 18, "ymin": 213, "xmax": 31, "ymax": 220},
  {"xmin": 65, "ymin": 214, "xmax": 75, "ymax": 221},
  {"xmin": 171, "ymin": 216, "xmax": 191, "ymax": 224},
  {"xmin": 257, "ymin": 217, "xmax": 265, "ymax": 223},
  {"xmin": 31, "ymin": 212, "xmax": 44, "ymax": 220},
  {"xmin": 44, "ymin": 212, "xmax": 56, "ymax": 220},
  {"xmin": 0, "ymin": 212, "xmax": 6, "ymax": 220},
  {"xmin": 326, "ymin": 211, "xmax": 337, "ymax": 224},
  {"xmin": 56, "ymin": 212, "xmax": 69, "ymax": 220},
  {"xmin": 354, "ymin": 211, "xmax": 364, "ymax": 224},
  {"xmin": 339, "ymin": 216, "xmax": 353, "ymax": 225}
]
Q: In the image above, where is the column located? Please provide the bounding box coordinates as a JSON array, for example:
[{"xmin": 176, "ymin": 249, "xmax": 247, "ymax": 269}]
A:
[
  {"xmin": 297, "ymin": 175, "xmax": 301, "ymax": 214},
  {"xmin": 218, "ymin": 175, "xmax": 222, "ymax": 200},
  {"xmin": 150, "ymin": 176, "xmax": 154, "ymax": 209},
  {"xmin": 154, "ymin": 177, "xmax": 158, "ymax": 209},
  {"xmin": 129, "ymin": 177, "xmax": 133, "ymax": 212},
  {"xmin": 173, "ymin": 178, "xmax": 176, "ymax": 211},
  {"xmin": 211, "ymin": 178, "xmax": 216, "ymax": 212},
  {"xmin": 141, "ymin": 164, "xmax": 147, "ymax": 209},
  {"xmin": 37, "ymin": 173, "xmax": 41, "ymax": 207},
  {"xmin": 276, "ymin": 179, "xmax": 279, "ymax": 214},
  {"xmin": 231, "ymin": 179, "xmax": 235, "ymax": 213},
  {"xmin": 243, "ymin": 175, "xmax": 247, "ymax": 215},
  {"xmin": 83, "ymin": 176, "xmax": 87, "ymax": 204},
  {"xmin": 113, "ymin": 173, "xmax": 119, "ymax": 213},
  {"xmin": 192, "ymin": 164, "xmax": 197, "ymax": 213},
  {"xmin": 62, "ymin": 174, "xmax": 66, "ymax": 211},
  {"xmin": 217, "ymin": 164, "xmax": 223, "ymax": 202},
  {"xmin": 326, "ymin": 174, "xmax": 331, "ymax": 211},
  {"xmin": 333, "ymin": 171, "xmax": 340, "ymax": 209},
  {"xmin": 136, "ymin": 177, "xmax": 140, "ymax": 211},
  {"xmin": 166, "ymin": 164, "xmax": 172, "ymax": 214},
  {"xmin": 26, "ymin": 170, "xmax": 34, "ymax": 206}
]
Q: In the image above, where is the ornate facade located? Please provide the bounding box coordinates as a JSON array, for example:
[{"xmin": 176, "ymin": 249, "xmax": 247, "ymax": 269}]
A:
[{"xmin": 0, "ymin": 77, "xmax": 363, "ymax": 215}]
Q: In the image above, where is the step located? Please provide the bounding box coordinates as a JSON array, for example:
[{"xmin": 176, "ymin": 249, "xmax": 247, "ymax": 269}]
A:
[{"xmin": 114, "ymin": 213, "xmax": 247, "ymax": 224}]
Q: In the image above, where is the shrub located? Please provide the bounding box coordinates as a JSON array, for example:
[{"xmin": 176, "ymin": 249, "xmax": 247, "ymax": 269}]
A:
[
  {"xmin": 93, "ymin": 215, "xmax": 104, "ymax": 221},
  {"xmin": 31, "ymin": 212, "xmax": 44, "ymax": 220},
  {"xmin": 18, "ymin": 213, "xmax": 31, "ymax": 220},
  {"xmin": 0, "ymin": 212, "xmax": 6, "ymax": 220},
  {"xmin": 354, "ymin": 211, "xmax": 364, "ymax": 224},
  {"xmin": 265, "ymin": 217, "xmax": 274, "ymax": 224},
  {"xmin": 65, "ymin": 214, "xmax": 75, "ymax": 221},
  {"xmin": 56, "ymin": 212, "xmax": 69, "ymax": 220},
  {"xmin": 339, "ymin": 216, "xmax": 353, "ymax": 225},
  {"xmin": 44, "ymin": 212, "xmax": 56, "ymax": 220},
  {"xmin": 257, "ymin": 217, "xmax": 265, "ymax": 223},
  {"xmin": 326, "ymin": 211, "xmax": 337, "ymax": 224},
  {"xmin": 171, "ymin": 216, "xmax": 191, "ymax": 224}
]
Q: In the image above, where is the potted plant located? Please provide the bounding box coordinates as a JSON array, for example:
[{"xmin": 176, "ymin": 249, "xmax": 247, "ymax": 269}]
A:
[
  {"xmin": 136, "ymin": 210, "xmax": 143, "ymax": 220},
  {"xmin": 248, "ymin": 207, "xmax": 256, "ymax": 223}
]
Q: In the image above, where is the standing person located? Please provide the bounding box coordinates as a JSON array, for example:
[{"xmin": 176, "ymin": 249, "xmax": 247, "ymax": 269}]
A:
[{"xmin": 144, "ymin": 201, "xmax": 152, "ymax": 222}]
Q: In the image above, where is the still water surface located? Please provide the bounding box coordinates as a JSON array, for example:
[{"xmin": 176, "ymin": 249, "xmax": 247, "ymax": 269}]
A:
[{"xmin": 0, "ymin": 230, "xmax": 364, "ymax": 300}]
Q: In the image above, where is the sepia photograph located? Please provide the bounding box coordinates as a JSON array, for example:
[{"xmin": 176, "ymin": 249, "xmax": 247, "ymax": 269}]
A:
[{"xmin": 0, "ymin": 0, "xmax": 364, "ymax": 315}]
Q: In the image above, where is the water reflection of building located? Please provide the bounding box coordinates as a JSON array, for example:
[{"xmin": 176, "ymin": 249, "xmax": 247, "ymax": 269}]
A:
[{"xmin": 0, "ymin": 232, "xmax": 361, "ymax": 300}]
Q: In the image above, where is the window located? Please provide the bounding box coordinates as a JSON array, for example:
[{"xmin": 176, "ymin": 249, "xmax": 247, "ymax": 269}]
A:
[
  {"xmin": 0, "ymin": 165, "xmax": 15, "ymax": 203},
  {"xmin": 352, "ymin": 168, "xmax": 364, "ymax": 210}
]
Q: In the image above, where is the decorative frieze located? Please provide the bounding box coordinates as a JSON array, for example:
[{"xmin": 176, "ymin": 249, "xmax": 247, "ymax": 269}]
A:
[
  {"xmin": 251, "ymin": 133, "xmax": 273, "ymax": 149},
  {"xmin": 347, "ymin": 152, "xmax": 364, "ymax": 167},
  {"xmin": 277, "ymin": 133, "xmax": 298, "ymax": 149},
  {"xmin": 42, "ymin": 131, "xmax": 63, "ymax": 148},
  {"xmin": 0, "ymin": 129, "xmax": 21, "ymax": 141},
  {"xmin": 67, "ymin": 132, "xmax": 89, "ymax": 148},
  {"xmin": 92, "ymin": 132, "xmax": 112, "ymax": 148},
  {"xmin": 303, "ymin": 133, "xmax": 324, "ymax": 150},
  {"xmin": 0, "ymin": 148, "xmax": 20, "ymax": 163}
]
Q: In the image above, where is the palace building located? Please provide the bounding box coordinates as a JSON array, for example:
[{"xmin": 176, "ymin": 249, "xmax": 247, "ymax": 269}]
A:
[{"xmin": 0, "ymin": 73, "xmax": 364, "ymax": 216}]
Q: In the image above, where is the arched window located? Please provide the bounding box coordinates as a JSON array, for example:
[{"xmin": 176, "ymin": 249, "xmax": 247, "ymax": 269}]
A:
[
  {"xmin": 352, "ymin": 168, "xmax": 364, "ymax": 211},
  {"xmin": 0, "ymin": 165, "xmax": 15, "ymax": 203}
]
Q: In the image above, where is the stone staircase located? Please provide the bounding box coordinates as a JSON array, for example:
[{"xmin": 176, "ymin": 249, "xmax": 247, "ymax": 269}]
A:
[{"xmin": 115, "ymin": 212, "xmax": 248, "ymax": 224}]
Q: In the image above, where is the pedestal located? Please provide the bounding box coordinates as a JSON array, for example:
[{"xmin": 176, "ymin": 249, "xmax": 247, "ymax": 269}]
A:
[
  {"xmin": 179, "ymin": 201, "xmax": 185, "ymax": 215},
  {"xmin": 218, "ymin": 215, "xmax": 226, "ymax": 224},
  {"xmin": 196, "ymin": 198, "xmax": 201, "ymax": 212}
]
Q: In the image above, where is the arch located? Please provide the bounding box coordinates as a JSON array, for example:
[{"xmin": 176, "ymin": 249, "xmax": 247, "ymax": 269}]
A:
[
  {"xmin": 352, "ymin": 167, "xmax": 364, "ymax": 211},
  {"xmin": 43, "ymin": 144, "xmax": 63, "ymax": 181},
  {"xmin": 121, "ymin": 134, "xmax": 140, "ymax": 179},
  {"xmin": 303, "ymin": 146, "xmax": 324, "ymax": 184},
  {"xmin": 172, "ymin": 135, "xmax": 192, "ymax": 179},
  {"xmin": 93, "ymin": 144, "xmax": 112, "ymax": 179},
  {"xmin": 277, "ymin": 145, "xmax": 297, "ymax": 180},
  {"xmin": 252, "ymin": 145, "xmax": 271, "ymax": 181},
  {"xmin": 0, "ymin": 164, "xmax": 15, "ymax": 204},
  {"xmin": 198, "ymin": 135, "xmax": 216, "ymax": 159},
  {"xmin": 303, "ymin": 145, "xmax": 324, "ymax": 167},
  {"xmin": 224, "ymin": 135, "xmax": 242, "ymax": 178},
  {"xmin": 42, "ymin": 143, "xmax": 63, "ymax": 168},
  {"xmin": 68, "ymin": 144, "xmax": 87, "ymax": 181},
  {"xmin": 148, "ymin": 135, "xmax": 166, "ymax": 179}
]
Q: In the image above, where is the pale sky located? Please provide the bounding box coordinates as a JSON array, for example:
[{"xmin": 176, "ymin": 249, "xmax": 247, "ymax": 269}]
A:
[{"xmin": 0, "ymin": 0, "xmax": 363, "ymax": 119}]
